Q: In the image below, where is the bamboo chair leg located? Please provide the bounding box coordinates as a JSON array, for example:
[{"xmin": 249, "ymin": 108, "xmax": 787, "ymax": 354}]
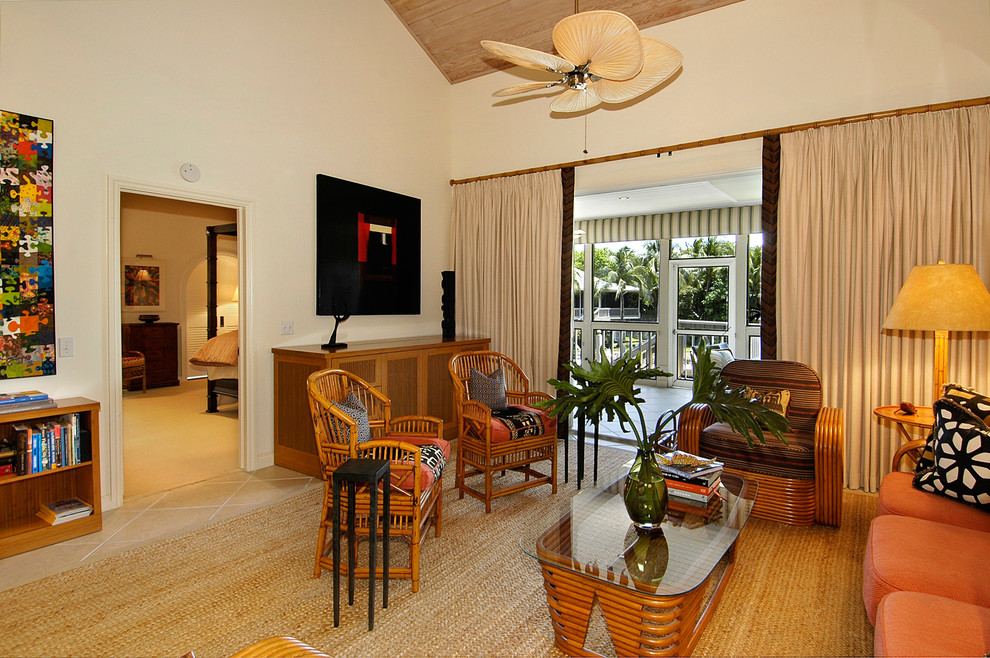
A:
[
  {"xmin": 410, "ymin": 541, "xmax": 420, "ymax": 593},
  {"xmin": 314, "ymin": 522, "xmax": 327, "ymax": 578},
  {"xmin": 485, "ymin": 471, "xmax": 493, "ymax": 513}
]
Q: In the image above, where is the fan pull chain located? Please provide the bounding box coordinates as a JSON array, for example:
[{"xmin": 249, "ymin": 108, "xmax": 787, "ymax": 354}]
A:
[{"xmin": 583, "ymin": 114, "xmax": 589, "ymax": 154}]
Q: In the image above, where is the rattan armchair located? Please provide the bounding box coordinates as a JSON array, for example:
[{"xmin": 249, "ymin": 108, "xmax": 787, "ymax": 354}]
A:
[
  {"xmin": 307, "ymin": 369, "xmax": 448, "ymax": 593},
  {"xmin": 677, "ymin": 359, "xmax": 844, "ymax": 527},
  {"xmin": 122, "ymin": 350, "xmax": 146, "ymax": 392},
  {"xmin": 448, "ymin": 351, "xmax": 557, "ymax": 513}
]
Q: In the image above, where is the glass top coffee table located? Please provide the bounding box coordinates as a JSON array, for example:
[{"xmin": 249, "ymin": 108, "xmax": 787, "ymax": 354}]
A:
[{"xmin": 521, "ymin": 467, "xmax": 757, "ymax": 657}]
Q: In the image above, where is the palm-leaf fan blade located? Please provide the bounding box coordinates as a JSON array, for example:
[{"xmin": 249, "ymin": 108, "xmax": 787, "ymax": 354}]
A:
[
  {"xmin": 552, "ymin": 10, "xmax": 644, "ymax": 81},
  {"xmin": 480, "ymin": 40, "xmax": 575, "ymax": 73},
  {"xmin": 550, "ymin": 87, "xmax": 601, "ymax": 113},
  {"xmin": 492, "ymin": 81, "xmax": 561, "ymax": 97},
  {"xmin": 591, "ymin": 37, "xmax": 683, "ymax": 104}
]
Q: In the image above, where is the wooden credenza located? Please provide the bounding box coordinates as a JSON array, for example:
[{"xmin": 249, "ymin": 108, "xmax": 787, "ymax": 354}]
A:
[
  {"xmin": 122, "ymin": 322, "xmax": 179, "ymax": 389},
  {"xmin": 272, "ymin": 335, "xmax": 489, "ymax": 477}
]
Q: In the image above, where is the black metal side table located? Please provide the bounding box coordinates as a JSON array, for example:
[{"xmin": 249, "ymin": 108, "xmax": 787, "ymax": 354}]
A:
[{"xmin": 332, "ymin": 457, "xmax": 390, "ymax": 630}]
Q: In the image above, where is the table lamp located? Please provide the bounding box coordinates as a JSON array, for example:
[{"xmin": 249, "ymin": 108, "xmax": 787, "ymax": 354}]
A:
[{"xmin": 882, "ymin": 261, "xmax": 990, "ymax": 398}]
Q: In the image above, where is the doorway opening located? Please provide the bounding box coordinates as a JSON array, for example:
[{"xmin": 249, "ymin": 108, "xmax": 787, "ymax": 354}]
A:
[{"xmin": 118, "ymin": 192, "xmax": 242, "ymax": 502}]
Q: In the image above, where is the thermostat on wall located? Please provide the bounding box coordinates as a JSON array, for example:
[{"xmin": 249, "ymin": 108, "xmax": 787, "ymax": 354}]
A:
[{"xmin": 180, "ymin": 163, "xmax": 201, "ymax": 182}]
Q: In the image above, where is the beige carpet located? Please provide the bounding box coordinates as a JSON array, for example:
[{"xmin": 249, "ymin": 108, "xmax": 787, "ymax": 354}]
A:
[
  {"xmin": 0, "ymin": 447, "xmax": 876, "ymax": 658},
  {"xmin": 123, "ymin": 378, "xmax": 239, "ymax": 499}
]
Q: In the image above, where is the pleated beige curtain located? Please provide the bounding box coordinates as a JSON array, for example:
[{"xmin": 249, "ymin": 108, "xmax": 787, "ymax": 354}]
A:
[
  {"xmin": 450, "ymin": 170, "xmax": 563, "ymax": 394},
  {"xmin": 778, "ymin": 105, "xmax": 990, "ymax": 492}
]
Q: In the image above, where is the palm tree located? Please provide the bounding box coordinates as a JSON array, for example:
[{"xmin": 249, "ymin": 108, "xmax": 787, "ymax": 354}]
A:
[{"xmin": 606, "ymin": 246, "xmax": 653, "ymax": 319}]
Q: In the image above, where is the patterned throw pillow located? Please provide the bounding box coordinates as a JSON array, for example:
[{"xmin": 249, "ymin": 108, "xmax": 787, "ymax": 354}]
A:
[
  {"xmin": 330, "ymin": 391, "xmax": 370, "ymax": 444},
  {"xmin": 468, "ymin": 367, "xmax": 508, "ymax": 410},
  {"xmin": 942, "ymin": 383, "xmax": 990, "ymax": 425},
  {"xmin": 745, "ymin": 387, "xmax": 790, "ymax": 417},
  {"xmin": 916, "ymin": 383, "xmax": 990, "ymax": 472},
  {"xmin": 418, "ymin": 444, "xmax": 446, "ymax": 484},
  {"xmin": 913, "ymin": 397, "xmax": 990, "ymax": 509}
]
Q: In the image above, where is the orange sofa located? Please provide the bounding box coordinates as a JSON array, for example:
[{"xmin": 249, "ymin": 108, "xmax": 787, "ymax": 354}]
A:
[{"xmin": 863, "ymin": 435, "xmax": 990, "ymax": 656}]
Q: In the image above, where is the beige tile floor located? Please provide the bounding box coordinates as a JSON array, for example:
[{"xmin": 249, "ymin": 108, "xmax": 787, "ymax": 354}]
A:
[{"xmin": 0, "ymin": 465, "xmax": 317, "ymax": 592}]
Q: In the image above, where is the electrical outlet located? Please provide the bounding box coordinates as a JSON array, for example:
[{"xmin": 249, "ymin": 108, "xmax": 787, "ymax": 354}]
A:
[
  {"xmin": 59, "ymin": 337, "xmax": 73, "ymax": 357},
  {"xmin": 280, "ymin": 321, "xmax": 294, "ymax": 335}
]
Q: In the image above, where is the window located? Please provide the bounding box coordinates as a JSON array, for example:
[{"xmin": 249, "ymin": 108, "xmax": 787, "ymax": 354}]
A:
[
  {"xmin": 591, "ymin": 241, "xmax": 659, "ymax": 323},
  {"xmin": 747, "ymin": 233, "xmax": 762, "ymax": 325},
  {"xmin": 669, "ymin": 235, "xmax": 736, "ymax": 259}
]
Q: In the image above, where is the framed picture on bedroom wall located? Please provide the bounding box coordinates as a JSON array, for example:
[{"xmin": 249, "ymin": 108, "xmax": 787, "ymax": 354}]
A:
[{"xmin": 122, "ymin": 259, "xmax": 165, "ymax": 311}]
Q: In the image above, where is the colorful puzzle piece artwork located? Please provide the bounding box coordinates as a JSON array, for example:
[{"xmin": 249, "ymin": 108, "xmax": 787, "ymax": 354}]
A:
[{"xmin": 0, "ymin": 109, "xmax": 54, "ymax": 379}]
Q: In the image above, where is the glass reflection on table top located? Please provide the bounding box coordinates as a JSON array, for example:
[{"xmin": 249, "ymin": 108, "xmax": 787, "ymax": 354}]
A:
[{"xmin": 520, "ymin": 467, "xmax": 757, "ymax": 596}]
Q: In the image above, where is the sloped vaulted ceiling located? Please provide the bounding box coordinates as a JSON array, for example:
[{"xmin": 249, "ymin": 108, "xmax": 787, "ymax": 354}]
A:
[{"xmin": 385, "ymin": 0, "xmax": 746, "ymax": 84}]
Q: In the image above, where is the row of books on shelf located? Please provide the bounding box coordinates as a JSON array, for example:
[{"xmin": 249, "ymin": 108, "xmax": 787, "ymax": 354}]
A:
[
  {"xmin": 36, "ymin": 497, "xmax": 93, "ymax": 525},
  {"xmin": 0, "ymin": 412, "xmax": 90, "ymax": 477}
]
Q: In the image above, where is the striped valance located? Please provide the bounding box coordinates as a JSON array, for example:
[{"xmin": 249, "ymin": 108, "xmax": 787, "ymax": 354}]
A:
[{"xmin": 575, "ymin": 205, "xmax": 761, "ymax": 244}]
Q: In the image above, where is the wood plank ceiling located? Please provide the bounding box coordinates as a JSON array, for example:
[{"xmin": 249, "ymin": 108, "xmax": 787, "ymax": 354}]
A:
[{"xmin": 386, "ymin": 0, "xmax": 745, "ymax": 84}]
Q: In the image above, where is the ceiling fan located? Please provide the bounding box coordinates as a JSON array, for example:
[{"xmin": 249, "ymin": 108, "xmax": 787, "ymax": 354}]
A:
[{"xmin": 481, "ymin": 10, "xmax": 683, "ymax": 113}]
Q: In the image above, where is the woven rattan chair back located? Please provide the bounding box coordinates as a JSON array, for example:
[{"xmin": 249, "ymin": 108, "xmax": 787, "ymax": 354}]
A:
[
  {"xmin": 306, "ymin": 369, "xmax": 391, "ymax": 477},
  {"xmin": 449, "ymin": 351, "xmax": 531, "ymax": 404}
]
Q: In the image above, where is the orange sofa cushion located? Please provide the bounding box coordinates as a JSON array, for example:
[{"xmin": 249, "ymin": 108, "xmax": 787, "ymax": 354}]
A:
[
  {"xmin": 878, "ymin": 471, "xmax": 990, "ymax": 532},
  {"xmin": 863, "ymin": 515, "xmax": 990, "ymax": 625},
  {"xmin": 874, "ymin": 591, "xmax": 990, "ymax": 657}
]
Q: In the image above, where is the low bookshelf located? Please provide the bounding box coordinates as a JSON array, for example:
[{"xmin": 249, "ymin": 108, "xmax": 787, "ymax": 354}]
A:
[{"xmin": 0, "ymin": 397, "xmax": 101, "ymax": 559}]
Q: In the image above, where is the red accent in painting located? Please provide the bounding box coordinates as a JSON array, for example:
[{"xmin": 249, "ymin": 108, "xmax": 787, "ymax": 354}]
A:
[{"xmin": 357, "ymin": 213, "xmax": 369, "ymax": 262}]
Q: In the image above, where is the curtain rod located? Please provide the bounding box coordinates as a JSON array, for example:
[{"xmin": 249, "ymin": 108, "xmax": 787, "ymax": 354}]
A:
[{"xmin": 449, "ymin": 95, "xmax": 990, "ymax": 186}]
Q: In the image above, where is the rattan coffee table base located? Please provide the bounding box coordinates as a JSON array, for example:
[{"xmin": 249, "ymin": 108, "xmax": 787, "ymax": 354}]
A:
[{"xmin": 537, "ymin": 552, "xmax": 734, "ymax": 657}]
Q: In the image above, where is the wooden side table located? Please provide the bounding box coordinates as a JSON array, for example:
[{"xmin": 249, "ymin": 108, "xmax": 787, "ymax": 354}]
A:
[
  {"xmin": 874, "ymin": 406, "xmax": 934, "ymax": 467},
  {"xmin": 873, "ymin": 405, "xmax": 934, "ymax": 441},
  {"xmin": 332, "ymin": 458, "xmax": 390, "ymax": 631}
]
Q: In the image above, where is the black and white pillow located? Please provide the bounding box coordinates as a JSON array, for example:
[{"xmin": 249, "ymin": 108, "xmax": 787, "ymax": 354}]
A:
[
  {"xmin": 942, "ymin": 382, "xmax": 990, "ymax": 425},
  {"xmin": 913, "ymin": 398, "xmax": 990, "ymax": 509},
  {"xmin": 916, "ymin": 383, "xmax": 990, "ymax": 472},
  {"xmin": 468, "ymin": 367, "xmax": 508, "ymax": 410},
  {"xmin": 331, "ymin": 391, "xmax": 371, "ymax": 444},
  {"xmin": 418, "ymin": 444, "xmax": 447, "ymax": 483}
]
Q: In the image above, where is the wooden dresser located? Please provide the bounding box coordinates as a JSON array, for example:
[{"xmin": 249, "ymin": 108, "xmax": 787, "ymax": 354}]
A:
[
  {"xmin": 272, "ymin": 335, "xmax": 489, "ymax": 477},
  {"xmin": 122, "ymin": 322, "xmax": 180, "ymax": 389}
]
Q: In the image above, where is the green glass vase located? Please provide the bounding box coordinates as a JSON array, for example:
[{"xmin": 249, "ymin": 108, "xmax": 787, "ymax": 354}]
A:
[{"xmin": 623, "ymin": 448, "xmax": 669, "ymax": 533}]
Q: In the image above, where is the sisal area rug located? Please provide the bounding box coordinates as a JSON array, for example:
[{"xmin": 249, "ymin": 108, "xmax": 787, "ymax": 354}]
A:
[{"xmin": 0, "ymin": 446, "xmax": 876, "ymax": 657}]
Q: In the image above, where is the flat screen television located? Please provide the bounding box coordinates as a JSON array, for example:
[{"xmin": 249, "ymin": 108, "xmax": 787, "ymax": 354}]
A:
[{"xmin": 316, "ymin": 174, "xmax": 421, "ymax": 317}]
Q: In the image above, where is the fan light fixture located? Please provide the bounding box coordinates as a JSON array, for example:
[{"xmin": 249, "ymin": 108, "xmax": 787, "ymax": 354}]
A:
[{"xmin": 481, "ymin": 10, "xmax": 682, "ymax": 113}]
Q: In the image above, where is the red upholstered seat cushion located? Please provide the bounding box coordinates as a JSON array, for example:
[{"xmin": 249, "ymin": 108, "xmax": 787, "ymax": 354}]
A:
[
  {"xmin": 122, "ymin": 356, "xmax": 144, "ymax": 367},
  {"xmin": 878, "ymin": 471, "xmax": 990, "ymax": 532},
  {"xmin": 874, "ymin": 591, "xmax": 990, "ymax": 657},
  {"xmin": 386, "ymin": 436, "xmax": 450, "ymax": 492},
  {"xmin": 489, "ymin": 405, "xmax": 552, "ymax": 444},
  {"xmin": 699, "ymin": 422, "xmax": 816, "ymax": 480},
  {"xmin": 862, "ymin": 515, "xmax": 990, "ymax": 625}
]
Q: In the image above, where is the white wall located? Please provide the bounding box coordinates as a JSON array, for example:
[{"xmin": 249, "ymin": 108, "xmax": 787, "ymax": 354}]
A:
[
  {"xmin": 450, "ymin": 0, "xmax": 990, "ymax": 180},
  {"xmin": 0, "ymin": 0, "xmax": 452, "ymax": 507}
]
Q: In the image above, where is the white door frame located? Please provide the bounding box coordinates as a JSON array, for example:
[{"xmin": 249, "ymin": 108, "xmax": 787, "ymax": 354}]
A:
[
  {"xmin": 668, "ymin": 256, "xmax": 736, "ymax": 384},
  {"xmin": 105, "ymin": 176, "xmax": 254, "ymax": 510}
]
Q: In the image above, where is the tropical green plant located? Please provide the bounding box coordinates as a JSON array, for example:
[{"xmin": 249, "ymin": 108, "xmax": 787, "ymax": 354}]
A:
[{"xmin": 541, "ymin": 341, "xmax": 789, "ymax": 451}]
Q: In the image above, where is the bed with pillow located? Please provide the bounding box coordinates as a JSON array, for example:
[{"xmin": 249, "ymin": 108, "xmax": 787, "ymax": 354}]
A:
[{"xmin": 189, "ymin": 329, "xmax": 238, "ymax": 412}]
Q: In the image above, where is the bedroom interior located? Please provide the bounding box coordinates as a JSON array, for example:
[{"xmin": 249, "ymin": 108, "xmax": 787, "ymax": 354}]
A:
[
  {"xmin": 0, "ymin": 0, "xmax": 987, "ymax": 656},
  {"xmin": 120, "ymin": 193, "xmax": 240, "ymax": 499}
]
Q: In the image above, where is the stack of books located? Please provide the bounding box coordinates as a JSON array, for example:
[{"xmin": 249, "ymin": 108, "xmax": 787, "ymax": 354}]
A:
[
  {"xmin": 36, "ymin": 497, "xmax": 93, "ymax": 525},
  {"xmin": 657, "ymin": 450, "xmax": 724, "ymax": 506},
  {"xmin": 0, "ymin": 390, "xmax": 55, "ymax": 414}
]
